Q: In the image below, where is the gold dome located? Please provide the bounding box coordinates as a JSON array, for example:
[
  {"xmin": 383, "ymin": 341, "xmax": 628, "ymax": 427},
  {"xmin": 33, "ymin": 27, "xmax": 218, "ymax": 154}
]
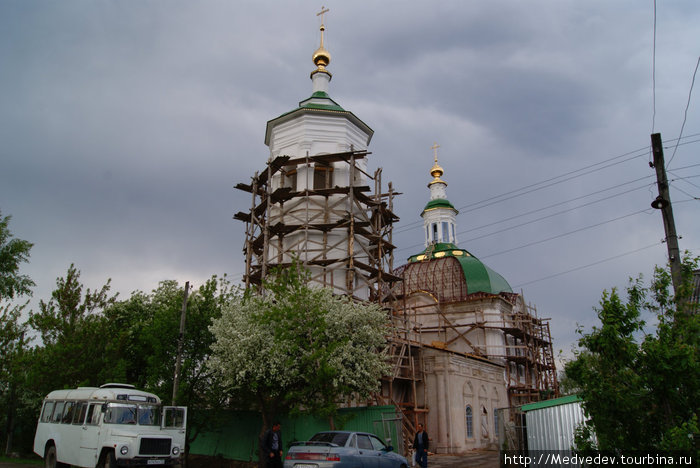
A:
[
  {"xmin": 313, "ymin": 47, "xmax": 331, "ymax": 67},
  {"xmin": 430, "ymin": 162, "xmax": 444, "ymax": 179},
  {"xmin": 428, "ymin": 143, "xmax": 447, "ymax": 186}
]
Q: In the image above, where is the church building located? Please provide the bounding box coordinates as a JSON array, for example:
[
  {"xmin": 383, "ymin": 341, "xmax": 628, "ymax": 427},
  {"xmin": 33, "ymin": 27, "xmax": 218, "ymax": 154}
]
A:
[{"xmin": 235, "ymin": 10, "xmax": 558, "ymax": 455}]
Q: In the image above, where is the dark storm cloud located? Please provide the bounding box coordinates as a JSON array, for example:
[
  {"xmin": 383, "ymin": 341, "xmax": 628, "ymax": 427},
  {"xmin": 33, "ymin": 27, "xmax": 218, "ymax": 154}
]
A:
[{"xmin": 1, "ymin": 0, "xmax": 698, "ymax": 365}]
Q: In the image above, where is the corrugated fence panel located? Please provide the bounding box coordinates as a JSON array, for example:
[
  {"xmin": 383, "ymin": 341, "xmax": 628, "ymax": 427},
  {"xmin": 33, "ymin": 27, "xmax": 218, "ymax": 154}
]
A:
[
  {"xmin": 525, "ymin": 399, "xmax": 587, "ymax": 452},
  {"xmin": 189, "ymin": 406, "xmax": 399, "ymax": 462}
]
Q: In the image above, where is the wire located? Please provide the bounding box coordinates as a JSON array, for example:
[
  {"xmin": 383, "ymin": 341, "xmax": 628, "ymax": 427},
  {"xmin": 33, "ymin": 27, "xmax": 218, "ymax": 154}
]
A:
[
  {"xmin": 511, "ymin": 242, "xmax": 662, "ymax": 288},
  {"xmin": 394, "ymin": 136, "xmax": 700, "ymax": 236},
  {"xmin": 651, "ymin": 0, "xmax": 657, "ymax": 135},
  {"xmin": 459, "ymin": 184, "xmax": 653, "ymax": 245},
  {"xmin": 392, "ymin": 145, "xmax": 651, "ymax": 235},
  {"xmin": 462, "ymin": 175, "xmax": 654, "ymax": 234},
  {"xmin": 668, "ymin": 56, "xmax": 700, "ymax": 167},
  {"xmin": 669, "ymin": 171, "xmax": 700, "ymax": 191},
  {"xmin": 672, "ymin": 186, "xmax": 700, "ymax": 201},
  {"xmin": 394, "ymin": 181, "xmax": 651, "ymax": 254},
  {"xmin": 455, "ymin": 149, "xmax": 649, "ymax": 215},
  {"xmin": 480, "ymin": 208, "xmax": 651, "ymax": 260}
]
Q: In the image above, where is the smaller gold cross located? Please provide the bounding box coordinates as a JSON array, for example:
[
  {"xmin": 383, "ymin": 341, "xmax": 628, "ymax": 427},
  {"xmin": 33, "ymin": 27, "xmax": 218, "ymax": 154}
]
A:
[{"xmin": 431, "ymin": 142, "xmax": 440, "ymax": 163}]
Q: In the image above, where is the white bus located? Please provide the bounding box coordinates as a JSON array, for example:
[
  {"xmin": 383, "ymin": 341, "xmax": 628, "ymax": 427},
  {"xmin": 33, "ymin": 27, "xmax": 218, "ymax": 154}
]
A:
[{"xmin": 33, "ymin": 383, "xmax": 187, "ymax": 468}]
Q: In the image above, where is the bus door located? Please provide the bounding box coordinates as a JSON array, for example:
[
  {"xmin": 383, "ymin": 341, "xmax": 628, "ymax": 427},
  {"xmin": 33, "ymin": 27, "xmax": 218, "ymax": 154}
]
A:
[
  {"xmin": 162, "ymin": 406, "xmax": 187, "ymax": 434},
  {"xmin": 78, "ymin": 402, "xmax": 102, "ymax": 467},
  {"xmin": 59, "ymin": 401, "xmax": 82, "ymax": 466}
]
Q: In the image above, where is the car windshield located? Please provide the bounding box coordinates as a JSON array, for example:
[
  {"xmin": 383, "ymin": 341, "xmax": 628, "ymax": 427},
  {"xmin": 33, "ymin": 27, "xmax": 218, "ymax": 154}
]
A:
[
  {"xmin": 104, "ymin": 404, "xmax": 161, "ymax": 426},
  {"xmin": 309, "ymin": 432, "xmax": 350, "ymax": 446}
]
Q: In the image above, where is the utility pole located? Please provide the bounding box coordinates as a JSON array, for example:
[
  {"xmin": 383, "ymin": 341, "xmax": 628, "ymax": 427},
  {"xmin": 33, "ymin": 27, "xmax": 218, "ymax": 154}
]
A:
[
  {"xmin": 172, "ymin": 281, "xmax": 189, "ymax": 406},
  {"xmin": 650, "ymin": 133, "xmax": 683, "ymax": 295}
]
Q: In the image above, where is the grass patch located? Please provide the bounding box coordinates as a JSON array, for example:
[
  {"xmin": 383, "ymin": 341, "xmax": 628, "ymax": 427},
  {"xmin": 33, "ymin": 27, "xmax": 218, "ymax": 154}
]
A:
[{"xmin": 0, "ymin": 455, "xmax": 42, "ymax": 465}]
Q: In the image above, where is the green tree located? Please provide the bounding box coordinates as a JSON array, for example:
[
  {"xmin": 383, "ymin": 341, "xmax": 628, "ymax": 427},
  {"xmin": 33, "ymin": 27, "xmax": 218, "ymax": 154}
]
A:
[
  {"xmin": 564, "ymin": 255, "xmax": 699, "ymax": 453},
  {"xmin": 104, "ymin": 276, "xmax": 236, "ymax": 451},
  {"xmin": 27, "ymin": 264, "xmax": 116, "ymax": 395},
  {"xmin": 0, "ymin": 210, "xmax": 33, "ymax": 455},
  {"xmin": 0, "ymin": 211, "xmax": 34, "ymax": 301},
  {"xmin": 208, "ymin": 262, "xmax": 390, "ymax": 430}
]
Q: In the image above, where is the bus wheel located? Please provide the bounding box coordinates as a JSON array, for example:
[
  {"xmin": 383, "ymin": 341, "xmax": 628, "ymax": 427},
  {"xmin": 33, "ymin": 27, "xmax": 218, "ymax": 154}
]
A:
[
  {"xmin": 99, "ymin": 450, "xmax": 117, "ymax": 468},
  {"xmin": 45, "ymin": 445, "xmax": 70, "ymax": 468},
  {"xmin": 44, "ymin": 445, "xmax": 57, "ymax": 468}
]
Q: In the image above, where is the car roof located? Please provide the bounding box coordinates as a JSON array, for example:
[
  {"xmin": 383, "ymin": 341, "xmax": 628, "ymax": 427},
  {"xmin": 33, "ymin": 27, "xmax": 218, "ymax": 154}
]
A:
[{"xmin": 314, "ymin": 431, "xmax": 377, "ymax": 436}]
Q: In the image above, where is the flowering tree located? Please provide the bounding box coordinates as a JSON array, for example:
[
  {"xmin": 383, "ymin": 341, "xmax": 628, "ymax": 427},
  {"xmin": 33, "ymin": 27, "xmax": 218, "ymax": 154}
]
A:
[{"xmin": 208, "ymin": 262, "xmax": 389, "ymax": 429}]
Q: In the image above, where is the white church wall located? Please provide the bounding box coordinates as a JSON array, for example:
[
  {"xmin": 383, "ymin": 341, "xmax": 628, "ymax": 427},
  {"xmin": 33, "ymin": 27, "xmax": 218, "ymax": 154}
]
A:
[{"xmin": 422, "ymin": 349, "xmax": 508, "ymax": 453}]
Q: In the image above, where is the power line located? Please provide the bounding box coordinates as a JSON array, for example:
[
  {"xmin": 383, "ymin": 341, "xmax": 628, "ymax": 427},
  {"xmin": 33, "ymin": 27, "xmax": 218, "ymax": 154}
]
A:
[
  {"xmin": 669, "ymin": 171, "xmax": 700, "ymax": 191},
  {"xmin": 393, "ymin": 145, "xmax": 651, "ymax": 235},
  {"xmin": 394, "ymin": 136, "xmax": 700, "ymax": 236},
  {"xmin": 668, "ymin": 56, "xmax": 700, "ymax": 167},
  {"xmin": 480, "ymin": 208, "xmax": 651, "ymax": 260},
  {"xmin": 672, "ymin": 186, "xmax": 700, "ymax": 201},
  {"xmin": 651, "ymin": 0, "xmax": 658, "ymax": 134},
  {"xmin": 455, "ymin": 148, "xmax": 649, "ymax": 215},
  {"xmin": 459, "ymin": 184, "xmax": 653, "ymax": 245},
  {"xmin": 395, "ymin": 169, "xmax": 655, "ymax": 250},
  {"xmin": 511, "ymin": 241, "xmax": 662, "ymax": 289},
  {"xmin": 395, "ymin": 182, "xmax": 647, "ymax": 255}
]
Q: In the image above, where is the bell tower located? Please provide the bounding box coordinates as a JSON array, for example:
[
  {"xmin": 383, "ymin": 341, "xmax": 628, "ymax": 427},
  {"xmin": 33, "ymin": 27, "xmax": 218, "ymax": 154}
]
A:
[
  {"xmin": 235, "ymin": 9, "xmax": 400, "ymax": 301},
  {"xmin": 421, "ymin": 143, "xmax": 458, "ymax": 247}
]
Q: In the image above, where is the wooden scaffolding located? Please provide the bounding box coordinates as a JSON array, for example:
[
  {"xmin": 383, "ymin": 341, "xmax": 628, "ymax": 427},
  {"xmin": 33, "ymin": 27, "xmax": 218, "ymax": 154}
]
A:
[
  {"xmin": 234, "ymin": 150, "xmax": 402, "ymax": 300},
  {"xmin": 386, "ymin": 258, "xmax": 559, "ymax": 410}
]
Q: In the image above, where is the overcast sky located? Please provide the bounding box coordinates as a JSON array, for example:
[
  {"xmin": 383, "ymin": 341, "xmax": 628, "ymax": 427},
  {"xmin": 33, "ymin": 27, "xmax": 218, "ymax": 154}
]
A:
[{"xmin": 1, "ymin": 1, "xmax": 698, "ymax": 364}]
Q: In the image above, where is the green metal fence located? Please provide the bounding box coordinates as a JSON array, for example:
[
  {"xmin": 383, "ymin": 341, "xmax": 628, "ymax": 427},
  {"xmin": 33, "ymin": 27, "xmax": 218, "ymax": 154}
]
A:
[{"xmin": 189, "ymin": 405, "xmax": 400, "ymax": 462}]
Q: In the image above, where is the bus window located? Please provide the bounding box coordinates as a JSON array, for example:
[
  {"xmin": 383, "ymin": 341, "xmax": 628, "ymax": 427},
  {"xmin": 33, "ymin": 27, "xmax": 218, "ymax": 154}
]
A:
[
  {"xmin": 104, "ymin": 404, "xmax": 137, "ymax": 424},
  {"xmin": 85, "ymin": 403, "xmax": 101, "ymax": 425},
  {"xmin": 73, "ymin": 402, "xmax": 87, "ymax": 425},
  {"xmin": 62, "ymin": 402, "xmax": 75, "ymax": 424},
  {"xmin": 40, "ymin": 402, "xmax": 55, "ymax": 423},
  {"xmin": 51, "ymin": 402, "xmax": 65, "ymax": 423},
  {"xmin": 138, "ymin": 406, "xmax": 160, "ymax": 426}
]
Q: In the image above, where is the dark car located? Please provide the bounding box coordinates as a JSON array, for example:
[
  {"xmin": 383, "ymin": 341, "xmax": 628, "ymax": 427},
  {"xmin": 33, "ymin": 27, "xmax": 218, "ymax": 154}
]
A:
[{"xmin": 284, "ymin": 431, "xmax": 408, "ymax": 468}]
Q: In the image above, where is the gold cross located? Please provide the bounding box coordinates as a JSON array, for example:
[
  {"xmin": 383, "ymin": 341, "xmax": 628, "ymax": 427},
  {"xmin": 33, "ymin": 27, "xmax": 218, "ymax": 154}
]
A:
[
  {"xmin": 316, "ymin": 6, "xmax": 330, "ymax": 47},
  {"xmin": 431, "ymin": 142, "xmax": 440, "ymax": 163},
  {"xmin": 317, "ymin": 6, "xmax": 330, "ymax": 24}
]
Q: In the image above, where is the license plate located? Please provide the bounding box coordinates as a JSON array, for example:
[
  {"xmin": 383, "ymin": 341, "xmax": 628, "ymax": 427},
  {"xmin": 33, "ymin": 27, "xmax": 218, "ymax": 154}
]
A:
[
  {"xmin": 293, "ymin": 464, "xmax": 317, "ymax": 468},
  {"xmin": 147, "ymin": 460, "xmax": 165, "ymax": 465}
]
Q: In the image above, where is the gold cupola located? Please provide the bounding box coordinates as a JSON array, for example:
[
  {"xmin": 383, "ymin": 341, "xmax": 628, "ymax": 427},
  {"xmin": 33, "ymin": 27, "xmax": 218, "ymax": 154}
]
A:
[{"xmin": 311, "ymin": 7, "xmax": 332, "ymax": 78}]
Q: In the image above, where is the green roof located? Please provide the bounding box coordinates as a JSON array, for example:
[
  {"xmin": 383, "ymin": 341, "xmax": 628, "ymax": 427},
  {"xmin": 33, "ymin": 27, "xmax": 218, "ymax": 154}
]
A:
[
  {"xmin": 298, "ymin": 92, "xmax": 345, "ymax": 111},
  {"xmin": 264, "ymin": 92, "xmax": 373, "ymax": 146},
  {"xmin": 408, "ymin": 243, "xmax": 512, "ymax": 295},
  {"xmin": 521, "ymin": 395, "xmax": 582, "ymax": 412},
  {"xmin": 421, "ymin": 198, "xmax": 457, "ymax": 215}
]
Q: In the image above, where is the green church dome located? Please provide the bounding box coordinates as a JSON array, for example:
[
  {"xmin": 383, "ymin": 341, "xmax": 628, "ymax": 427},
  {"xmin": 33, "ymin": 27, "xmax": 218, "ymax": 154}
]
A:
[
  {"xmin": 405, "ymin": 242, "xmax": 512, "ymax": 297},
  {"xmin": 421, "ymin": 198, "xmax": 457, "ymax": 216}
]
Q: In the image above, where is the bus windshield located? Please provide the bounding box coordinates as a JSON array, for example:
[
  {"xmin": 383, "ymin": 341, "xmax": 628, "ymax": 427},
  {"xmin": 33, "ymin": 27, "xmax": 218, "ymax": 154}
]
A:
[{"xmin": 104, "ymin": 403, "xmax": 161, "ymax": 426}]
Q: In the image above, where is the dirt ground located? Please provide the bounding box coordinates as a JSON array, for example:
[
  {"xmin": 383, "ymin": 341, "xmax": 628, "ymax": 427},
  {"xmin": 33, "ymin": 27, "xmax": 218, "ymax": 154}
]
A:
[{"xmin": 0, "ymin": 450, "xmax": 501, "ymax": 468}]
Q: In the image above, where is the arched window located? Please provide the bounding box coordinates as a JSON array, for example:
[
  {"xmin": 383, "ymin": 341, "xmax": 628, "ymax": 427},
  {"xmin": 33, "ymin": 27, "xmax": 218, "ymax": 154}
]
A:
[
  {"xmin": 494, "ymin": 411, "xmax": 499, "ymax": 439},
  {"xmin": 465, "ymin": 405, "xmax": 473, "ymax": 438}
]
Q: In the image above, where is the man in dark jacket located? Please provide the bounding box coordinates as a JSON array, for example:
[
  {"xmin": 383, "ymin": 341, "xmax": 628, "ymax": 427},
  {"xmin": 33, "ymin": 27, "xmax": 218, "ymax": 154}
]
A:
[
  {"xmin": 413, "ymin": 423, "xmax": 429, "ymax": 468},
  {"xmin": 262, "ymin": 422, "xmax": 283, "ymax": 468}
]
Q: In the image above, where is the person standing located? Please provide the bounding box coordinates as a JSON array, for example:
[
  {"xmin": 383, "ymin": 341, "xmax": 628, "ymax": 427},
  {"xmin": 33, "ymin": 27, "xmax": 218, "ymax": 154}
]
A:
[
  {"xmin": 413, "ymin": 423, "xmax": 429, "ymax": 468},
  {"xmin": 262, "ymin": 421, "xmax": 283, "ymax": 468}
]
